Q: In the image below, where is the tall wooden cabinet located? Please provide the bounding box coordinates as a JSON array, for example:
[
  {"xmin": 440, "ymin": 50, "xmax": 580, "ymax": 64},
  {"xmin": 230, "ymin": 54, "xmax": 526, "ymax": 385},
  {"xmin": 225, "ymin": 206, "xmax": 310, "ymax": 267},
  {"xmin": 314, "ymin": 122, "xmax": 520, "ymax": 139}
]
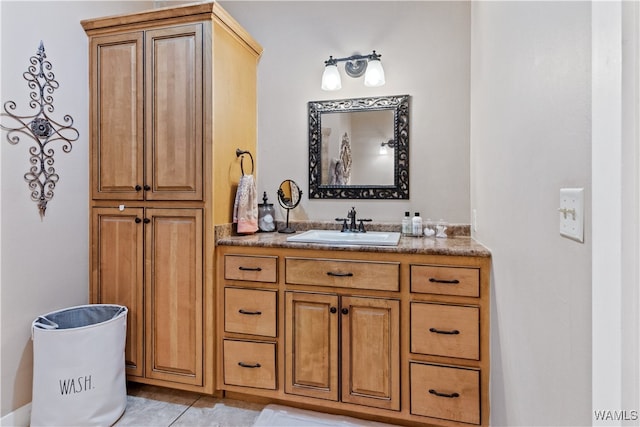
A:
[{"xmin": 83, "ymin": 3, "xmax": 262, "ymax": 393}]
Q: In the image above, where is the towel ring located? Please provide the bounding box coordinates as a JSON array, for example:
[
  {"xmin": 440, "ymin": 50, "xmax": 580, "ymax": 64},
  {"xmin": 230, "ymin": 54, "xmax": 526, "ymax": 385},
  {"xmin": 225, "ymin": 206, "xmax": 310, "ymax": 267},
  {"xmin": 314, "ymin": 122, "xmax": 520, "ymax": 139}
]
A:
[{"xmin": 236, "ymin": 148, "xmax": 254, "ymax": 176}]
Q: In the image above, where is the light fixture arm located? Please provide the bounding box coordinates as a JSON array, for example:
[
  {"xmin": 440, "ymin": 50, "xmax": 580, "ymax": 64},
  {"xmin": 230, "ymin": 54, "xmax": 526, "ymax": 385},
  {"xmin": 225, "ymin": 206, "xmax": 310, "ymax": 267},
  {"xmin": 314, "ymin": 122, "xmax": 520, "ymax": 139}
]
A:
[{"xmin": 324, "ymin": 51, "xmax": 382, "ymax": 78}]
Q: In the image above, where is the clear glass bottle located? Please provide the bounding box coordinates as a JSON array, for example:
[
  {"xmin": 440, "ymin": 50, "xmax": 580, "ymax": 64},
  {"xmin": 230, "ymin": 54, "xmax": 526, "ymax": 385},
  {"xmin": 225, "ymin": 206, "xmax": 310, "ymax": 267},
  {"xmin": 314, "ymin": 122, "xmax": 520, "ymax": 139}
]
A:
[
  {"xmin": 412, "ymin": 212, "xmax": 423, "ymax": 237},
  {"xmin": 258, "ymin": 191, "xmax": 276, "ymax": 232},
  {"xmin": 401, "ymin": 211, "xmax": 411, "ymax": 235}
]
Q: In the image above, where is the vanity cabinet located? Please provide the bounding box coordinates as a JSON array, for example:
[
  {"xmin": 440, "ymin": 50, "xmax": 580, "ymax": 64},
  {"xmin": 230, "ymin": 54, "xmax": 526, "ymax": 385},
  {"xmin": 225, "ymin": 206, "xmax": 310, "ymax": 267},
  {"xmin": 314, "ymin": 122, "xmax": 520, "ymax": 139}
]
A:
[
  {"xmin": 285, "ymin": 292, "xmax": 400, "ymax": 410},
  {"xmin": 216, "ymin": 243, "xmax": 491, "ymax": 427},
  {"xmin": 84, "ymin": 3, "xmax": 262, "ymax": 393}
]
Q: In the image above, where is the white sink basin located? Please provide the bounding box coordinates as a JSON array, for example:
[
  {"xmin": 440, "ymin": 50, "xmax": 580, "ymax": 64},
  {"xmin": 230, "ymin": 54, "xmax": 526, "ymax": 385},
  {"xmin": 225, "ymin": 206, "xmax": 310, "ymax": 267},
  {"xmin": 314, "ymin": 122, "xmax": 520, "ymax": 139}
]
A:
[{"xmin": 286, "ymin": 230, "xmax": 401, "ymax": 246}]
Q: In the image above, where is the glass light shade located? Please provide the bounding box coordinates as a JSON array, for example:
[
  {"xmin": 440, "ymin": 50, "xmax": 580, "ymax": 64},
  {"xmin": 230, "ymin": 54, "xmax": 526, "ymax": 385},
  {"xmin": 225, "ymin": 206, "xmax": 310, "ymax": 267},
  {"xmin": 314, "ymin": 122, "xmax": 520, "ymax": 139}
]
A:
[
  {"xmin": 321, "ymin": 64, "xmax": 342, "ymax": 91},
  {"xmin": 364, "ymin": 58, "xmax": 385, "ymax": 87},
  {"xmin": 379, "ymin": 144, "xmax": 388, "ymax": 155}
]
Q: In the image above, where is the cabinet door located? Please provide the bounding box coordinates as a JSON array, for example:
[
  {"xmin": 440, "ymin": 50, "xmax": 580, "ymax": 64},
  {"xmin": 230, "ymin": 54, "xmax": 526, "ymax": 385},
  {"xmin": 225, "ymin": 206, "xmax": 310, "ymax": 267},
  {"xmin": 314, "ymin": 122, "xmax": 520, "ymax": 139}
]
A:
[
  {"xmin": 91, "ymin": 207, "xmax": 144, "ymax": 377},
  {"xmin": 145, "ymin": 208, "xmax": 203, "ymax": 385},
  {"xmin": 90, "ymin": 33, "xmax": 144, "ymax": 200},
  {"xmin": 341, "ymin": 296, "xmax": 400, "ymax": 410},
  {"xmin": 285, "ymin": 292, "xmax": 339, "ymax": 401},
  {"xmin": 145, "ymin": 25, "xmax": 203, "ymax": 201}
]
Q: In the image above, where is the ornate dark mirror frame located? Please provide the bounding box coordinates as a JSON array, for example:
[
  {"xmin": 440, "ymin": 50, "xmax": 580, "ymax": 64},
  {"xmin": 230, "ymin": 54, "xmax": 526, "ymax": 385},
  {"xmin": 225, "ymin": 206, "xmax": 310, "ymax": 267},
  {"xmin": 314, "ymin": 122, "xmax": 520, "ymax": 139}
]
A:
[{"xmin": 308, "ymin": 94, "xmax": 409, "ymax": 199}]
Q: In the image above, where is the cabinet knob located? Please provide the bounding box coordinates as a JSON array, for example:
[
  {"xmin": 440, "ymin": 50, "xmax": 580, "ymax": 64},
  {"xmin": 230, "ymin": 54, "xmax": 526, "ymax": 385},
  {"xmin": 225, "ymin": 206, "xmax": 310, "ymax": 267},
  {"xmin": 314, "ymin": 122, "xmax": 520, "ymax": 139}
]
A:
[
  {"xmin": 341, "ymin": 308, "xmax": 349, "ymax": 315},
  {"xmin": 144, "ymin": 185, "xmax": 151, "ymax": 191},
  {"xmin": 330, "ymin": 307, "xmax": 337, "ymax": 314},
  {"xmin": 135, "ymin": 217, "xmax": 142, "ymax": 224},
  {"xmin": 143, "ymin": 218, "xmax": 150, "ymax": 224},
  {"xmin": 135, "ymin": 185, "xmax": 142, "ymax": 191}
]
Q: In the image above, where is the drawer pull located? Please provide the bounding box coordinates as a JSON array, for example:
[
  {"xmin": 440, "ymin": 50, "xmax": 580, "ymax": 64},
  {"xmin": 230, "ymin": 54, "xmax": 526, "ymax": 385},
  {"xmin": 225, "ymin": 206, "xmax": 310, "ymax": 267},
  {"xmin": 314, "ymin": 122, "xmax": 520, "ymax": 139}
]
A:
[
  {"xmin": 238, "ymin": 362, "xmax": 261, "ymax": 368},
  {"xmin": 429, "ymin": 278, "xmax": 460, "ymax": 284},
  {"xmin": 327, "ymin": 271, "xmax": 354, "ymax": 277},
  {"xmin": 238, "ymin": 309, "xmax": 262, "ymax": 315},
  {"xmin": 429, "ymin": 327, "xmax": 460, "ymax": 335},
  {"xmin": 429, "ymin": 389, "xmax": 460, "ymax": 399},
  {"xmin": 239, "ymin": 266, "xmax": 262, "ymax": 272}
]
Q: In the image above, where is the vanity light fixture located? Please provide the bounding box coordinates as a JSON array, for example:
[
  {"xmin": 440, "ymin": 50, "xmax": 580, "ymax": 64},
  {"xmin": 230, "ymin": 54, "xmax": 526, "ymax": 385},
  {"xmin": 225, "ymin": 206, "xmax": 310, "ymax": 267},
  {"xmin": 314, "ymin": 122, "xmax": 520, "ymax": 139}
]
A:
[
  {"xmin": 379, "ymin": 139, "xmax": 395, "ymax": 155},
  {"xmin": 321, "ymin": 51, "xmax": 385, "ymax": 91}
]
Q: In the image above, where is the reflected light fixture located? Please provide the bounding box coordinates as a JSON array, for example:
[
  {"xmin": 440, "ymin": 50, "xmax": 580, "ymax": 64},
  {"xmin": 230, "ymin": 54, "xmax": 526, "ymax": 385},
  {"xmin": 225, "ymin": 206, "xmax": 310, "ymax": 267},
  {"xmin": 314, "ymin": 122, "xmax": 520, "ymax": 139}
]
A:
[
  {"xmin": 379, "ymin": 139, "xmax": 396, "ymax": 155},
  {"xmin": 321, "ymin": 51, "xmax": 385, "ymax": 91}
]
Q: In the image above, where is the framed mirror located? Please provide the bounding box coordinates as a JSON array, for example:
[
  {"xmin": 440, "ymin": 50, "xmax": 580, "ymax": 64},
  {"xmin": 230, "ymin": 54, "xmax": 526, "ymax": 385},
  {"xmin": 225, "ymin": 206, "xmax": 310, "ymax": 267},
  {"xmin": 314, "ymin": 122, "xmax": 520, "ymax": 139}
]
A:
[{"xmin": 308, "ymin": 94, "xmax": 409, "ymax": 199}]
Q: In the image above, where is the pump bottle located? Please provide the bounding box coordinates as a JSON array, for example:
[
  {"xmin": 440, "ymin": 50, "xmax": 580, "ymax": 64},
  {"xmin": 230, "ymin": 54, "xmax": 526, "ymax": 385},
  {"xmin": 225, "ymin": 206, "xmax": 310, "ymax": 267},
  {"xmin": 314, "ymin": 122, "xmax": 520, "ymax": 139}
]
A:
[
  {"xmin": 412, "ymin": 212, "xmax": 423, "ymax": 236},
  {"xmin": 402, "ymin": 211, "xmax": 411, "ymax": 235}
]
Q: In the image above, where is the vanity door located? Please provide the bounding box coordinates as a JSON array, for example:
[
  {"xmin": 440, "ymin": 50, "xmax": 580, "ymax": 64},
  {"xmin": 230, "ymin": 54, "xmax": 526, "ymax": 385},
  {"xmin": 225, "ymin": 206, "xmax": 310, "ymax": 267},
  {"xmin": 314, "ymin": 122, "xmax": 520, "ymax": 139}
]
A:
[
  {"xmin": 285, "ymin": 292, "xmax": 339, "ymax": 401},
  {"xmin": 341, "ymin": 296, "xmax": 400, "ymax": 411},
  {"xmin": 90, "ymin": 32, "xmax": 144, "ymax": 200}
]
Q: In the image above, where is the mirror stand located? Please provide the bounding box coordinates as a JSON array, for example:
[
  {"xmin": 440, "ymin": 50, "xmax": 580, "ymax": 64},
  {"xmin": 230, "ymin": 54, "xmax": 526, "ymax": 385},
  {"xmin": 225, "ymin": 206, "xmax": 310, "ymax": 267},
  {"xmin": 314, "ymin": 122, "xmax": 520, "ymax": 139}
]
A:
[
  {"xmin": 279, "ymin": 208, "xmax": 295, "ymax": 234},
  {"xmin": 277, "ymin": 179, "xmax": 302, "ymax": 234}
]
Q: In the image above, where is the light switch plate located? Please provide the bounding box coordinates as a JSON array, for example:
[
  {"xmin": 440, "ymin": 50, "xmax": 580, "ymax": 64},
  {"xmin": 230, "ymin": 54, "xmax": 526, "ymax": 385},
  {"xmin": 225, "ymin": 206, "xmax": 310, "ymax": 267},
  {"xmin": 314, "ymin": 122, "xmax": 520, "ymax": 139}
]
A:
[{"xmin": 559, "ymin": 188, "xmax": 584, "ymax": 242}]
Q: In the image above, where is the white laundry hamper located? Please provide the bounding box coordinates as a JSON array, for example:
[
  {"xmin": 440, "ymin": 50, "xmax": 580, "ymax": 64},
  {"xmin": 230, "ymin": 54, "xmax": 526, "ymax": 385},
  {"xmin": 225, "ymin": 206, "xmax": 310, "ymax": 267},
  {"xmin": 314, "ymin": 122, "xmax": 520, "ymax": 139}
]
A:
[{"xmin": 30, "ymin": 304, "xmax": 128, "ymax": 427}]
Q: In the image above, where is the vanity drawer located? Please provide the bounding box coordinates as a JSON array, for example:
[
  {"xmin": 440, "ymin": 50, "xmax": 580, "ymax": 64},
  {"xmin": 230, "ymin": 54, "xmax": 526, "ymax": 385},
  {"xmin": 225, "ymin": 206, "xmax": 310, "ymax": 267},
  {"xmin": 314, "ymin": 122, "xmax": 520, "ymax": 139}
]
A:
[
  {"xmin": 223, "ymin": 340, "xmax": 276, "ymax": 390},
  {"xmin": 225, "ymin": 288, "xmax": 277, "ymax": 337},
  {"xmin": 224, "ymin": 255, "xmax": 277, "ymax": 283},
  {"xmin": 410, "ymin": 363, "xmax": 480, "ymax": 425},
  {"xmin": 411, "ymin": 303, "xmax": 479, "ymax": 360},
  {"xmin": 411, "ymin": 265, "xmax": 479, "ymax": 297},
  {"xmin": 285, "ymin": 257, "xmax": 399, "ymax": 291}
]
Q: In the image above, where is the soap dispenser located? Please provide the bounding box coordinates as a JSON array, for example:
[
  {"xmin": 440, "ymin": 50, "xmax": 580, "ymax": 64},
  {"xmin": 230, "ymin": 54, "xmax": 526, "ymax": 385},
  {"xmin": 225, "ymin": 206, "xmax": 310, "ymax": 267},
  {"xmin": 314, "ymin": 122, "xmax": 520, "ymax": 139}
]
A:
[
  {"xmin": 258, "ymin": 191, "xmax": 276, "ymax": 232},
  {"xmin": 402, "ymin": 211, "xmax": 411, "ymax": 235},
  {"xmin": 412, "ymin": 212, "xmax": 423, "ymax": 237}
]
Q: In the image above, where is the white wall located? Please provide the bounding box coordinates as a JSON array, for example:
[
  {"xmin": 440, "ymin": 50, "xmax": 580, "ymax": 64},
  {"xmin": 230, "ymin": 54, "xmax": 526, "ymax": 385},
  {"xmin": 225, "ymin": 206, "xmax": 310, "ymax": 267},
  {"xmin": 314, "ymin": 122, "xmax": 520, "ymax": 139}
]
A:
[
  {"xmin": 221, "ymin": 1, "xmax": 471, "ymax": 224},
  {"xmin": 0, "ymin": 1, "xmax": 152, "ymax": 418},
  {"xmin": 620, "ymin": 2, "xmax": 640, "ymax": 417},
  {"xmin": 593, "ymin": 1, "xmax": 640, "ymax": 423},
  {"xmin": 470, "ymin": 2, "xmax": 593, "ymax": 425}
]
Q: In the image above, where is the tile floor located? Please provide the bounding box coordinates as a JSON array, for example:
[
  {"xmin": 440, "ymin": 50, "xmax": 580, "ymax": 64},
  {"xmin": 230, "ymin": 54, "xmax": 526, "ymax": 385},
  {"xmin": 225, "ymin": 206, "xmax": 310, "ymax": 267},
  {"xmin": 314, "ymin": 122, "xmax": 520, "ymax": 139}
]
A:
[{"xmin": 114, "ymin": 383, "xmax": 265, "ymax": 427}]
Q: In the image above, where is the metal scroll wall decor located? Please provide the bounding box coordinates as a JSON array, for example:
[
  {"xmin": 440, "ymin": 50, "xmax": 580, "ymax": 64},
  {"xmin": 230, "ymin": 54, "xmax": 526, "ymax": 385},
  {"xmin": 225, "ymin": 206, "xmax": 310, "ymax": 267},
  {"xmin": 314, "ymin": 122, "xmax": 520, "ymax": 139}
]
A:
[{"xmin": 0, "ymin": 41, "xmax": 79, "ymax": 219}]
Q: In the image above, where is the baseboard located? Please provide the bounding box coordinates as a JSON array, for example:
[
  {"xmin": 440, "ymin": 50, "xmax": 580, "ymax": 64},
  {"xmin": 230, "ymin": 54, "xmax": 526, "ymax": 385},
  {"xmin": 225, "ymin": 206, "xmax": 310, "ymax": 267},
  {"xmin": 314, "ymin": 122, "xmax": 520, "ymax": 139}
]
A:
[{"xmin": 1, "ymin": 403, "xmax": 31, "ymax": 427}]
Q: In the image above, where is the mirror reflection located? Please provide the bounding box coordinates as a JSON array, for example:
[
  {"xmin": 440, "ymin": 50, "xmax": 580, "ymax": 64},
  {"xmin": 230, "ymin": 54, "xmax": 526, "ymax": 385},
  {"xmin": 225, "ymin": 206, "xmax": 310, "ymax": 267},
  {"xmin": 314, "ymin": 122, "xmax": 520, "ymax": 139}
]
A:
[
  {"xmin": 308, "ymin": 95, "xmax": 410, "ymax": 199},
  {"xmin": 320, "ymin": 110, "xmax": 395, "ymax": 186}
]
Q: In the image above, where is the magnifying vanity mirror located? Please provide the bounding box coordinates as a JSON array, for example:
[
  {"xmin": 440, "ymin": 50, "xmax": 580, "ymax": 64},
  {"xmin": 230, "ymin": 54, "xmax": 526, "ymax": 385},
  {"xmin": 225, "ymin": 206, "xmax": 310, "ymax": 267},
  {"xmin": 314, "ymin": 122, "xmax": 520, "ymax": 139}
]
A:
[
  {"xmin": 277, "ymin": 179, "xmax": 302, "ymax": 233},
  {"xmin": 308, "ymin": 94, "xmax": 409, "ymax": 199}
]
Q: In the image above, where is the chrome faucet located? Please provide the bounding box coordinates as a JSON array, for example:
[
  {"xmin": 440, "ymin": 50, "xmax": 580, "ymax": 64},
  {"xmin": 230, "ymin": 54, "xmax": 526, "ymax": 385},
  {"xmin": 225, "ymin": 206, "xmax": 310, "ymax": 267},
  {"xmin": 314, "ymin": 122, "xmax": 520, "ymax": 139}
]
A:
[{"xmin": 336, "ymin": 207, "xmax": 372, "ymax": 232}]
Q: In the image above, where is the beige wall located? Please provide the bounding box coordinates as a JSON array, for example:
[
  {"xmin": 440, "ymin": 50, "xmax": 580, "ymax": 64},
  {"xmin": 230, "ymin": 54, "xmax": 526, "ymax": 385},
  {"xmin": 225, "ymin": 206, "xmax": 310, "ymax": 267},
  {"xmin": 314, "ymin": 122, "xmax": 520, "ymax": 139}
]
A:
[
  {"xmin": 470, "ymin": 2, "xmax": 592, "ymax": 425},
  {"xmin": 0, "ymin": 1, "xmax": 153, "ymax": 418},
  {"xmin": 221, "ymin": 1, "xmax": 471, "ymax": 224}
]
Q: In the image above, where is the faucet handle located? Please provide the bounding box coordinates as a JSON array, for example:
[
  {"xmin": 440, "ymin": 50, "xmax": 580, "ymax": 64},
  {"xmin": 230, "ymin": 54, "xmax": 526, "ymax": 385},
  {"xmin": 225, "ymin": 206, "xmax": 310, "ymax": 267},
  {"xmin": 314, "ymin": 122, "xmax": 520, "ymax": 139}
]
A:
[
  {"xmin": 335, "ymin": 217, "xmax": 349, "ymax": 232},
  {"xmin": 358, "ymin": 218, "xmax": 372, "ymax": 233}
]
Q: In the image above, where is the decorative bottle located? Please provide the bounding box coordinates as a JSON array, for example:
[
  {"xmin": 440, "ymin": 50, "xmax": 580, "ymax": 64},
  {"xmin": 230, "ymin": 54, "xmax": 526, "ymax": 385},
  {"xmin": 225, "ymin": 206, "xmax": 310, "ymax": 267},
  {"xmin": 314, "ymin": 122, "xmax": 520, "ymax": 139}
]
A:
[
  {"xmin": 412, "ymin": 212, "xmax": 423, "ymax": 237},
  {"xmin": 402, "ymin": 211, "xmax": 411, "ymax": 235},
  {"xmin": 258, "ymin": 192, "xmax": 276, "ymax": 232}
]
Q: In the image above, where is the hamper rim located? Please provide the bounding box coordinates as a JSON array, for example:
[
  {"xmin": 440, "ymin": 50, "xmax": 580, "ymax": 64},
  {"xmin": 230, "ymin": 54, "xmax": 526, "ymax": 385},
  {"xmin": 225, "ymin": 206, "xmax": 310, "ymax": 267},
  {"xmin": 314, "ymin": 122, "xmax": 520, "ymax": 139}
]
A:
[{"xmin": 32, "ymin": 304, "xmax": 128, "ymax": 333}]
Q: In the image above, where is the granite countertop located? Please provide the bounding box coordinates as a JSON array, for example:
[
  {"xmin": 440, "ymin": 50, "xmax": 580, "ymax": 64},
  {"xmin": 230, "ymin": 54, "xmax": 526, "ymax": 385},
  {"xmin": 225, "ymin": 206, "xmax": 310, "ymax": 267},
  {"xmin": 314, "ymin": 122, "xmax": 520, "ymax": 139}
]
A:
[{"xmin": 215, "ymin": 222, "xmax": 491, "ymax": 257}]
